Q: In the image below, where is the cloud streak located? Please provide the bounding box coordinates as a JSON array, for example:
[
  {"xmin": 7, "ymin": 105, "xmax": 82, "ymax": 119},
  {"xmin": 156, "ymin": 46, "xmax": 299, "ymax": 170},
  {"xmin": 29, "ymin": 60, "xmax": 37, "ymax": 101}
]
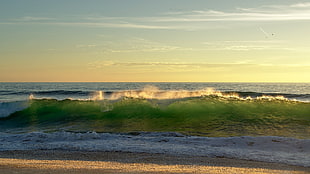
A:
[
  {"xmin": 15, "ymin": 16, "xmax": 56, "ymax": 21},
  {"xmin": 88, "ymin": 61, "xmax": 228, "ymax": 72},
  {"xmin": 156, "ymin": 4, "xmax": 310, "ymax": 22},
  {"xmin": 2, "ymin": 3, "xmax": 310, "ymax": 30},
  {"xmin": 202, "ymin": 40, "xmax": 292, "ymax": 51},
  {"xmin": 28, "ymin": 21, "xmax": 174, "ymax": 29},
  {"xmin": 100, "ymin": 37, "xmax": 189, "ymax": 53},
  {"xmin": 88, "ymin": 60, "xmax": 310, "ymax": 73}
]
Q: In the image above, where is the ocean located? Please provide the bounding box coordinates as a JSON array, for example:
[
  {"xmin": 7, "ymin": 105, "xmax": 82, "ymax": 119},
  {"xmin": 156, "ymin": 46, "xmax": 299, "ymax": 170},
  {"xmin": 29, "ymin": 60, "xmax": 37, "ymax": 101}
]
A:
[{"xmin": 0, "ymin": 82, "xmax": 309, "ymax": 166}]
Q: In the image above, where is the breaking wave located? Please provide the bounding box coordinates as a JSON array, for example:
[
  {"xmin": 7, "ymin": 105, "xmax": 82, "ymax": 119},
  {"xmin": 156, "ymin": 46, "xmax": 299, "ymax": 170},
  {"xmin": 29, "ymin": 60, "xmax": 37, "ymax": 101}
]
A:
[{"xmin": 1, "ymin": 88, "xmax": 309, "ymax": 138}]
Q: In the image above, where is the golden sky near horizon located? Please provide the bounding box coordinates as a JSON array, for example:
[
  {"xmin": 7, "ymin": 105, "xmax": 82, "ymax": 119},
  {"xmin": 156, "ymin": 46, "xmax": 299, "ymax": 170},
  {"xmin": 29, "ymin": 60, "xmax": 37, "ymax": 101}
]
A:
[{"xmin": 1, "ymin": 0, "xmax": 310, "ymax": 82}]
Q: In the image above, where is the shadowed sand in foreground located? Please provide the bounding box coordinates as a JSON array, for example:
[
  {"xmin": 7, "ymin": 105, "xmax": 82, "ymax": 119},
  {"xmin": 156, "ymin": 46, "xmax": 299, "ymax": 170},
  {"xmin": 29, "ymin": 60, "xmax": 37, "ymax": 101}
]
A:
[{"xmin": 0, "ymin": 150, "xmax": 309, "ymax": 174}]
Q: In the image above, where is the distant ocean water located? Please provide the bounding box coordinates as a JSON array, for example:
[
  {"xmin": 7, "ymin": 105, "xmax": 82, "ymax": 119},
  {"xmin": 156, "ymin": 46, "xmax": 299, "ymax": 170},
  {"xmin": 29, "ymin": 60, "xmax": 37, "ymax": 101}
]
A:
[{"xmin": 0, "ymin": 82, "xmax": 309, "ymax": 166}]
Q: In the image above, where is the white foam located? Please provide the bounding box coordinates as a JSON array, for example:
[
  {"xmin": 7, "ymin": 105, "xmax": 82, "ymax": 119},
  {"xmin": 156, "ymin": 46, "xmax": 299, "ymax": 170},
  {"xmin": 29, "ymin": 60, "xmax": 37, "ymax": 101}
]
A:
[{"xmin": 0, "ymin": 132, "xmax": 309, "ymax": 167}]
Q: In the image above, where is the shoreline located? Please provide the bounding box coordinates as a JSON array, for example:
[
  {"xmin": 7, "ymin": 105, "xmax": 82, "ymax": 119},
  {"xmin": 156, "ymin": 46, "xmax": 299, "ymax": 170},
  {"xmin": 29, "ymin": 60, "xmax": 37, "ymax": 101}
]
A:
[{"xmin": 0, "ymin": 150, "xmax": 309, "ymax": 174}]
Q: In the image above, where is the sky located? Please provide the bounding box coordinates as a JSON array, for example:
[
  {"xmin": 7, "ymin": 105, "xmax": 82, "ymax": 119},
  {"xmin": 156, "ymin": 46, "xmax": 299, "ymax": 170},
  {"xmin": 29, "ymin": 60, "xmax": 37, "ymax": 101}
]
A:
[{"xmin": 0, "ymin": 0, "xmax": 310, "ymax": 82}]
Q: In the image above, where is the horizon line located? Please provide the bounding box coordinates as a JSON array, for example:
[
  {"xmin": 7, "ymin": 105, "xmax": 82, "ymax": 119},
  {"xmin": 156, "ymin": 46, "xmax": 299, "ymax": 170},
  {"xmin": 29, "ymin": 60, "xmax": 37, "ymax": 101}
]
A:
[{"xmin": 0, "ymin": 81, "xmax": 309, "ymax": 83}]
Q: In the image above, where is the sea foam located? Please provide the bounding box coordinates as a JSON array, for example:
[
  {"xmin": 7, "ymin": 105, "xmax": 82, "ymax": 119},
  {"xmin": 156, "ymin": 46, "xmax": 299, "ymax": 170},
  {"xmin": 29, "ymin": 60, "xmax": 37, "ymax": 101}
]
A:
[{"xmin": 0, "ymin": 131, "xmax": 309, "ymax": 167}]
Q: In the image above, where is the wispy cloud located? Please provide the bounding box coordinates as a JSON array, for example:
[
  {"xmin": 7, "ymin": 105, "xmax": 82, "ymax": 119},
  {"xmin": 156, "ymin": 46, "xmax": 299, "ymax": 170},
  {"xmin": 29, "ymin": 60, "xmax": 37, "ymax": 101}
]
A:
[
  {"xmin": 2, "ymin": 3, "xmax": 310, "ymax": 30},
  {"xmin": 202, "ymin": 40, "xmax": 292, "ymax": 51},
  {"xmin": 76, "ymin": 44, "xmax": 97, "ymax": 48},
  {"xmin": 88, "ymin": 61, "xmax": 228, "ymax": 72},
  {"xmin": 290, "ymin": 2, "xmax": 310, "ymax": 8},
  {"xmin": 89, "ymin": 60, "xmax": 310, "ymax": 73},
  {"xmin": 0, "ymin": 20, "xmax": 177, "ymax": 30},
  {"xmin": 95, "ymin": 37, "xmax": 293, "ymax": 53},
  {"xmin": 14, "ymin": 16, "xmax": 55, "ymax": 21},
  {"xmin": 95, "ymin": 37, "xmax": 190, "ymax": 53},
  {"xmin": 156, "ymin": 3, "xmax": 310, "ymax": 22},
  {"xmin": 37, "ymin": 21, "xmax": 175, "ymax": 29}
]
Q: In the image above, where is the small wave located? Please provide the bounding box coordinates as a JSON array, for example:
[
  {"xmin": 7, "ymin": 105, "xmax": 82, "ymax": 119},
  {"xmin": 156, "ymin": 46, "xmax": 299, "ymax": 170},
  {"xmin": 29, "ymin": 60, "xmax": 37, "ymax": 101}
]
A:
[
  {"xmin": 33, "ymin": 90, "xmax": 90, "ymax": 96},
  {"xmin": 0, "ymin": 90, "xmax": 91, "ymax": 98},
  {"xmin": 0, "ymin": 101, "xmax": 30, "ymax": 118}
]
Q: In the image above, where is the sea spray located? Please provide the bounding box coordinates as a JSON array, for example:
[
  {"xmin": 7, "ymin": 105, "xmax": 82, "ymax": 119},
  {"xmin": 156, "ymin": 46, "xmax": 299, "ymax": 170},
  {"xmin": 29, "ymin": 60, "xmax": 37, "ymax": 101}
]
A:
[{"xmin": 89, "ymin": 86, "xmax": 291, "ymax": 101}]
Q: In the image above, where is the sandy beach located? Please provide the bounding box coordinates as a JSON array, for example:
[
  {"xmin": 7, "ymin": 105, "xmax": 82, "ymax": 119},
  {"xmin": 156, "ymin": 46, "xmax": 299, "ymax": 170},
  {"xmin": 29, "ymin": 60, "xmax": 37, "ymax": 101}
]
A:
[{"xmin": 0, "ymin": 150, "xmax": 309, "ymax": 174}]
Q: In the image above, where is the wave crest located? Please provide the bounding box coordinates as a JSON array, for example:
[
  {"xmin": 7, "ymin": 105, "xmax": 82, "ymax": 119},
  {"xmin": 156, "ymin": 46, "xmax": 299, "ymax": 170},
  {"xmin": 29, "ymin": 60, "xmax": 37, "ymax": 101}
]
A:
[{"xmin": 90, "ymin": 86, "xmax": 292, "ymax": 101}]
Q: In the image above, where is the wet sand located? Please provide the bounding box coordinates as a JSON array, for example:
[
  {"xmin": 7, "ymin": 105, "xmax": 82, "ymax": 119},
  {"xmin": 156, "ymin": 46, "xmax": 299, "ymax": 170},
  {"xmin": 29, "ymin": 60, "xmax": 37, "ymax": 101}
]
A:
[{"xmin": 0, "ymin": 150, "xmax": 309, "ymax": 174}]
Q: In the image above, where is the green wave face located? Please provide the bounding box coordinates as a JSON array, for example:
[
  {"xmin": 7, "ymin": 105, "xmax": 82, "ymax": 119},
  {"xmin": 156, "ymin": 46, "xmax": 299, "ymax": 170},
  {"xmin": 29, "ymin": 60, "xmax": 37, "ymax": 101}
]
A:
[{"xmin": 1, "ymin": 97, "xmax": 309, "ymax": 138}]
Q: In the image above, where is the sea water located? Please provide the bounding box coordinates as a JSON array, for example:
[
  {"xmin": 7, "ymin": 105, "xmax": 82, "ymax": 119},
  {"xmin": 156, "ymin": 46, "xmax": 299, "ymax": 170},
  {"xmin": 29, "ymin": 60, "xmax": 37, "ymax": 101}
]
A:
[{"xmin": 0, "ymin": 82, "xmax": 309, "ymax": 166}]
